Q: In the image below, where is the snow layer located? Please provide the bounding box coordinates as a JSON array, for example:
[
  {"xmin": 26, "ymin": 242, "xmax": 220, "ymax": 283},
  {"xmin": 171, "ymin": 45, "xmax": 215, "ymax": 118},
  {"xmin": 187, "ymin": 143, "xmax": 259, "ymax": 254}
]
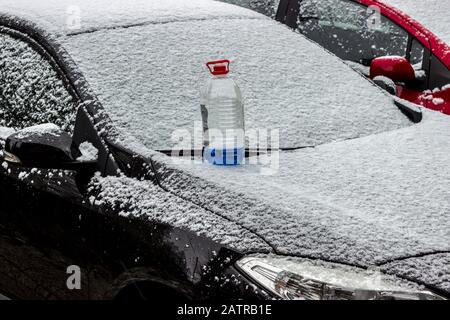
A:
[
  {"xmin": 0, "ymin": 33, "xmax": 78, "ymax": 132},
  {"xmin": 155, "ymin": 110, "xmax": 450, "ymax": 267},
  {"xmin": 381, "ymin": 253, "xmax": 450, "ymax": 294},
  {"xmin": 0, "ymin": 0, "xmax": 261, "ymax": 36},
  {"xmin": 63, "ymin": 18, "xmax": 410, "ymax": 150},
  {"xmin": 0, "ymin": 127, "xmax": 14, "ymax": 140},
  {"xmin": 382, "ymin": 0, "xmax": 450, "ymax": 45},
  {"xmin": 254, "ymin": 254, "xmax": 422, "ymax": 292},
  {"xmin": 219, "ymin": 0, "xmax": 278, "ymax": 16},
  {"xmin": 87, "ymin": 173, "xmax": 271, "ymax": 253},
  {"xmin": 14, "ymin": 123, "xmax": 62, "ymax": 139},
  {"xmin": 76, "ymin": 142, "xmax": 98, "ymax": 161}
]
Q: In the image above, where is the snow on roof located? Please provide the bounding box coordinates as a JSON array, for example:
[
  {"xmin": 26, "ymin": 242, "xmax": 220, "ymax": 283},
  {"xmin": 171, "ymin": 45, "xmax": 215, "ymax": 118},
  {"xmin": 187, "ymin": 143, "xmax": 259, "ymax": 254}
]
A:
[
  {"xmin": 61, "ymin": 17, "xmax": 411, "ymax": 150},
  {"xmin": 154, "ymin": 110, "xmax": 450, "ymax": 267},
  {"xmin": 381, "ymin": 0, "xmax": 450, "ymax": 45},
  {"xmin": 380, "ymin": 253, "xmax": 450, "ymax": 293},
  {"xmin": 0, "ymin": 0, "xmax": 261, "ymax": 36}
]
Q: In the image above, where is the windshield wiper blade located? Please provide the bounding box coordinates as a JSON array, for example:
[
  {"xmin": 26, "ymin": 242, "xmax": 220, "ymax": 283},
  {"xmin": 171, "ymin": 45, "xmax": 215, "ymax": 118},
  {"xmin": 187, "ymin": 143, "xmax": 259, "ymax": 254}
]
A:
[
  {"xmin": 157, "ymin": 146, "xmax": 315, "ymax": 158},
  {"xmin": 394, "ymin": 98, "xmax": 423, "ymax": 123}
]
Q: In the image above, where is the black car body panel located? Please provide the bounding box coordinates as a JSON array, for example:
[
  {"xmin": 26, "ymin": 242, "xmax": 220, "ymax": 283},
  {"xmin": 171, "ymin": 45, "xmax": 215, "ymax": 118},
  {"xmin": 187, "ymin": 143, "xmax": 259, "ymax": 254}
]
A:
[{"xmin": 0, "ymin": 5, "xmax": 449, "ymax": 299}]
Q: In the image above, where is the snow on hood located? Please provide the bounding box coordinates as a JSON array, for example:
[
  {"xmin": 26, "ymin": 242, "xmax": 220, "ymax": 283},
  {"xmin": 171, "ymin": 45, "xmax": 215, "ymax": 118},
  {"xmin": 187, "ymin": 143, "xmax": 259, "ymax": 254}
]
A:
[
  {"xmin": 380, "ymin": 253, "xmax": 450, "ymax": 293},
  {"xmin": 61, "ymin": 17, "xmax": 410, "ymax": 150},
  {"xmin": 381, "ymin": 0, "xmax": 450, "ymax": 45},
  {"xmin": 0, "ymin": 0, "xmax": 261, "ymax": 36},
  {"xmin": 77, "ymin": 141, "xmax": 99, "ymax": 162},
  {"xmin": 152, "ymin": 110, "xmax": 450, "ymax": 272}
]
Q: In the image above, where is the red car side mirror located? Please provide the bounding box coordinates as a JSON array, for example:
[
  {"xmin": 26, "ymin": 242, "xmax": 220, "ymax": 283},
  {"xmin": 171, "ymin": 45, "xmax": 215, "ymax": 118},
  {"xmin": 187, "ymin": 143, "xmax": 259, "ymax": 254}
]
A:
[{"xmin": 370, "ymin": 56, "xmax": 415, "ymax": 82}]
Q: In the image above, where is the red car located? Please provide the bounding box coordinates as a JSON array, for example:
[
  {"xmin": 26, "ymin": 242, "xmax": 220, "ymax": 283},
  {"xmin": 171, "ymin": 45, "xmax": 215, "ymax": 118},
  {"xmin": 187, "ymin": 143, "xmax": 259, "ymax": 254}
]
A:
[{"xmin": 276, "ymin": 0, "xmax": 450, "ymax": 113}]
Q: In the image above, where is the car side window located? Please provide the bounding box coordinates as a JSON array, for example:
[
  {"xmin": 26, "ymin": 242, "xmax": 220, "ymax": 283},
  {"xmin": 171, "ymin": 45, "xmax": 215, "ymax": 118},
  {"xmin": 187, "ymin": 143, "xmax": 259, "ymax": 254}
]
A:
[
  {"xmin": 0, "ymin": 32, "xmax": 78, "ymax": 132},
  {"xmin": 409, "ymin": 38, "xmax": 425, "ymax": 67},
  {"xmin": 297, "ymin": 0, "xmax": 409, "ymax": 65}
]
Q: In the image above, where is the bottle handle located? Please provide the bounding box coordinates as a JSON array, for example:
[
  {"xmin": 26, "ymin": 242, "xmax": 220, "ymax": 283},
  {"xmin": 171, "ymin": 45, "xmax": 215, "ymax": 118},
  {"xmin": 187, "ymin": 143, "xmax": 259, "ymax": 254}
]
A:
[{"xmin": 206, "ymin": 60, "xmax": 230, "ymax": 75}]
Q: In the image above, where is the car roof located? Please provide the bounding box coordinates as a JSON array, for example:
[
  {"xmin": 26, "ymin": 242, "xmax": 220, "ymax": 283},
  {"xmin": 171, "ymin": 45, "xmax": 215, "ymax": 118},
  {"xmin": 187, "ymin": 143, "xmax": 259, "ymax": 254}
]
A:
[
  {"xmin": 0, "ymin": 0, "xmax": 411, "ymax": 150},
  {"xmin": 380, "ymin": 0, "xmax": 450, "ymax": 46},
  {"xmin": 0, "ymin": 0, "xmax": 261, "ymax": 36}
]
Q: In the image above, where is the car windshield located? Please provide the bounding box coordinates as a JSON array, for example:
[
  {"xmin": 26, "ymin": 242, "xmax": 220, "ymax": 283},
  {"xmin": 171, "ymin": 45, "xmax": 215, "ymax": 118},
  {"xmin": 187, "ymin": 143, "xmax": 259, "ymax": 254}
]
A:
[
  {"xmin": 62, "ymin": 17, "xmax": 412, "ymax": 150},
  {"xmin": 383, "ymin": 0, "xmax": 450, "ymax": 46}
]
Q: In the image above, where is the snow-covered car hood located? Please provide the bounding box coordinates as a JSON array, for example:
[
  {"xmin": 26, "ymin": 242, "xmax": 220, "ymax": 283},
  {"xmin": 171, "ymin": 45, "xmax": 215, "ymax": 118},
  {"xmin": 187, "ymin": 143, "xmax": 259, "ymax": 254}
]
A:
[
  {"xmin": 381, "ymin": 0, "xmax": 450, "ymax": 46},
  {"xmin": 148, "ymin": 109, "xmax": 450, "ymax": 292}
]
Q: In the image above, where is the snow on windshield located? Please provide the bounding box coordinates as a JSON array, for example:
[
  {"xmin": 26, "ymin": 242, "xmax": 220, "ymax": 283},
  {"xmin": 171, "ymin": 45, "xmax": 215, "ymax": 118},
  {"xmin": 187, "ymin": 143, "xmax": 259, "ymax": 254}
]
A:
[
  {"xmin": 63, "ymin": 18, "xmax": 411, "ymax": 150},
  {"xmin": 382, "ymin": 0, "xmax": 450, "ymax": 45}
]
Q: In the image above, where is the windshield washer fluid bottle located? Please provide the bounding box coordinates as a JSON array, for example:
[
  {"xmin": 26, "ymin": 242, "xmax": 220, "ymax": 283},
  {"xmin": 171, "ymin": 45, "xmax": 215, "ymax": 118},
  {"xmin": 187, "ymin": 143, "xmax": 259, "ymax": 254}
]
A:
[{"xmin": 201, "ymin": 60, "xmax": 245, "ymax": 165}]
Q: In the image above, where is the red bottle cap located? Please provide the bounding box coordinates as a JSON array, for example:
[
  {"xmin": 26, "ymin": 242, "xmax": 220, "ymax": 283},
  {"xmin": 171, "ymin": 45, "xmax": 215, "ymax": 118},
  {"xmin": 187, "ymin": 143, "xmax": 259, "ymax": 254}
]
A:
[{"xmin": 206, "ymin": 60, "xmax": 230, "ymax": 75}]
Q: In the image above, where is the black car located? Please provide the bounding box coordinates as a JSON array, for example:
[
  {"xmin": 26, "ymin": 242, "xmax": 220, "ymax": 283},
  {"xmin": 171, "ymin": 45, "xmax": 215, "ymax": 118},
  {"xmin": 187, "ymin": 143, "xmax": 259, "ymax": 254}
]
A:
[{"xmin": 0, "ymin": 0, "xmax": 448, "ymax": 300}]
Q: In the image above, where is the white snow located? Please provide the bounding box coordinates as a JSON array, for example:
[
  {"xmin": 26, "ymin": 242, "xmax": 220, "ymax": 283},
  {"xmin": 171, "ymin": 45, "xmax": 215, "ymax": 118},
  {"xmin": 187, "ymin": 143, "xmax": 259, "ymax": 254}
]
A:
[
  {"xmin": 14, "ymin": 123, "xmax": 62, "ymax": 139},
  {"xmin": 62, "ymin": 17, "xmax": 410, "ymax": 150},
  {"xmin": 88, "ymin": 173, "xmax": 271, "ymax": 253},
  {"xmin": 432, "ymin": 98, "xmax": 444, "ymax": 106},
  {"xmin": 18, "ymin": 171, "xmax": 29, "ymax": 180},
  {"xmin": 220, "ymin": 0, "xmax": 278, "ymax": 16},
  {"xmin": 381, "ymin": 253, "xmax": 450, "ymax": 293},
  {"xmin": 382, "ymin": 0, "xmax": 450, "ymax": 45},
  {"xmin": 1, "ymin": 0, "xmax": 448, "ymax": 294},
  {"xmin": 254, "ymin": 254, "xmax": 422, "ymax": 292},
  {"xmin": 344, "ymin": 60, "xmax": 370, "ymax": 76},
  {"xmin": 0, "ymin": 0, "xmax": 411, "ymax": 150},
  {"xmin": 0, "ymin": 127, "xmax": 14, "ymax": 140},
  {"xmin": 0, "ymin": 0, "xmax": 262, "ymax": 36},
  {"xmin": 154, "ymin": 110, "xmax": 450, "ymax": 267},
  {"xmin": 77, "ymin": 142, "xmax": 98, "ymax": 161}
]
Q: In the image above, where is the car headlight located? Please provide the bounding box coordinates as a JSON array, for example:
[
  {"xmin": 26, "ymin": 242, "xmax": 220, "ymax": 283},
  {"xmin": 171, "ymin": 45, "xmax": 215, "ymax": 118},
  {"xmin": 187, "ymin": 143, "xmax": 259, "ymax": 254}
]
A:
[{"xmin": 236, "ymin": 256, "xmax": 445, "ymax": 300}]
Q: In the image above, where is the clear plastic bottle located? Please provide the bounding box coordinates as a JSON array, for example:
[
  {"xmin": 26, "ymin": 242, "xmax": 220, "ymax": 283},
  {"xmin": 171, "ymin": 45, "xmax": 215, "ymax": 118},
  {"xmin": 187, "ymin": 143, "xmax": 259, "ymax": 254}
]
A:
[{"xmin": 201, "ymin": 60, "xmax": 245, "ymax": 165}]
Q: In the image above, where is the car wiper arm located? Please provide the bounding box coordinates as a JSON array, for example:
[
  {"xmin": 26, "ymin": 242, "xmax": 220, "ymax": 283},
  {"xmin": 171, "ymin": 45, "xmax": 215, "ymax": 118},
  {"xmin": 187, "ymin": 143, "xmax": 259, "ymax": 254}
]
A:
[
  {"xmin": 157, "ymin": 146, "xmax": 315, "ymax": 158},
  {"xmin": 393, "ymin": 97, "xmax": 423, "ymax": 123}
]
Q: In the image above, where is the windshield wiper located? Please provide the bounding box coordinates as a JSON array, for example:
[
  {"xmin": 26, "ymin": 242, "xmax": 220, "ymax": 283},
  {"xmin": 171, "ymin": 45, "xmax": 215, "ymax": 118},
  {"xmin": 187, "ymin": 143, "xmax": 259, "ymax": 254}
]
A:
[
  {"xmin": 394, "ymin": 98, "xmax": 423, "ymax": 123},
  {"xmin": 157, "ymin": 146, "xmax": 315, "ymax": 158}
]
